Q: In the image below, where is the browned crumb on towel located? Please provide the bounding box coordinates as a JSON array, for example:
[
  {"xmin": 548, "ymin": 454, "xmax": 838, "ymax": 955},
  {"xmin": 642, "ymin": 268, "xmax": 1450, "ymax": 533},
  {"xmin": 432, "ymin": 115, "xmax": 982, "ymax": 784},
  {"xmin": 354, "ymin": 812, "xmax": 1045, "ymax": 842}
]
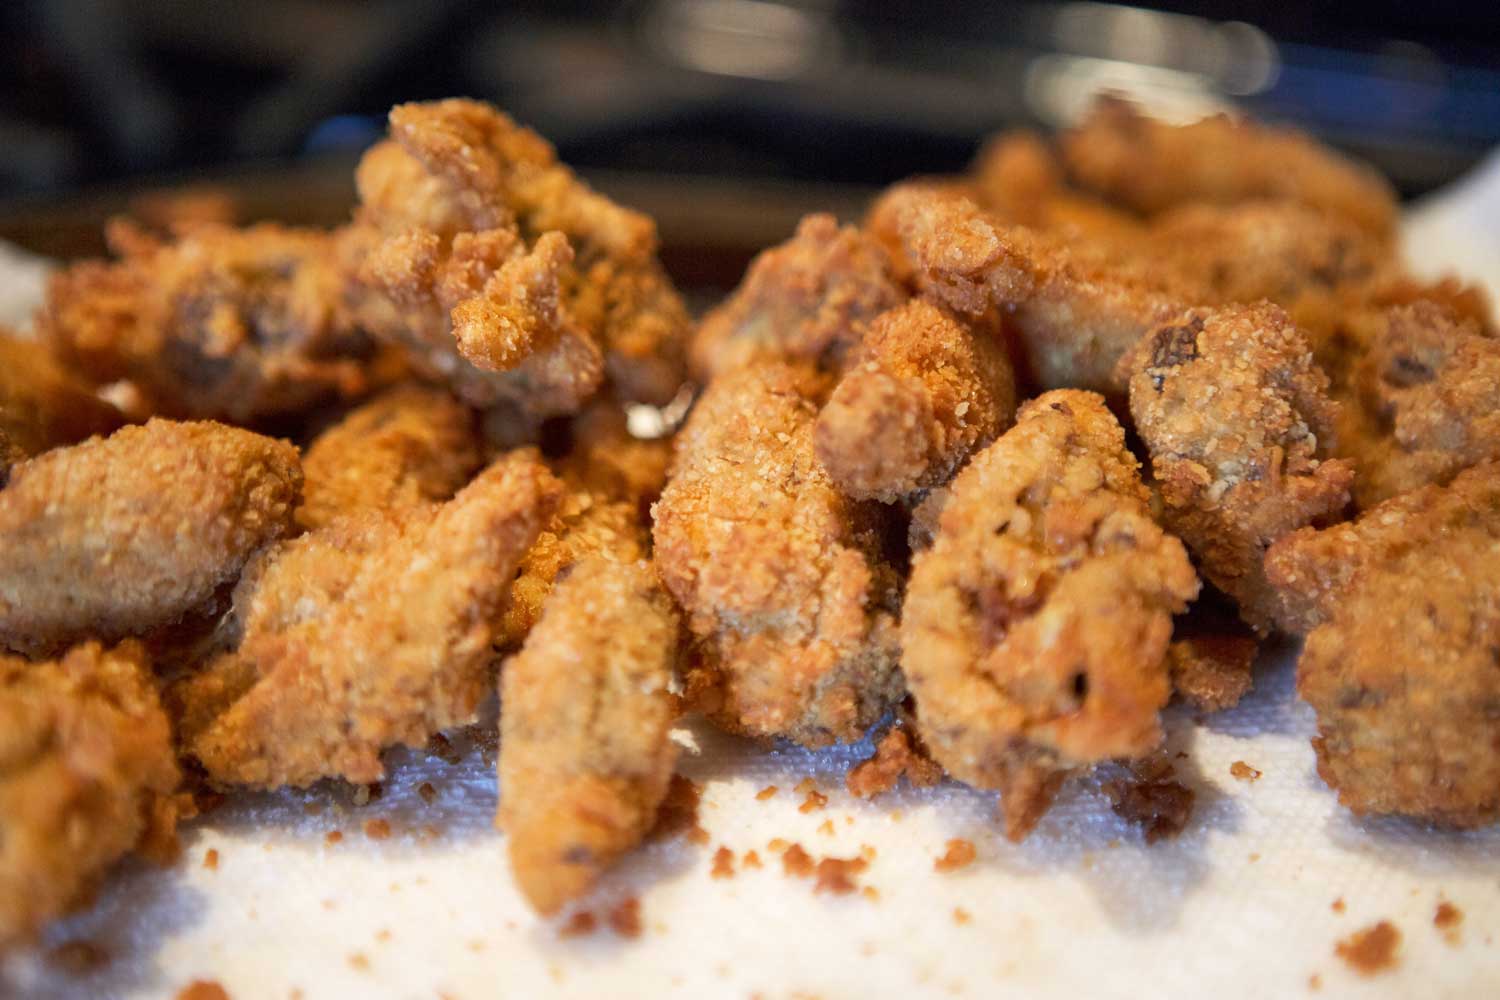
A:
[
  {"xmin": 846, "ymin": 726, "xmax": 945, "ymax": 799},
  {"xmin": 607, "ymin": 897, "xmax": 643, "ymax": 939},
  {"xmin": 768, "ymin": 838, "xmax": 790, "ymax": 853},
  {"xmin": 756, "ymin": 785, "xmax": 778, "ymax": 800},
  {"xmin": 814, "ymin": 856, "xmax": 869, "ymax": 895},
  {"xmin": 1435, "ymin": 902, "xmax": 1463, "ymax": 944},
  {"xmin": 417, "ymin": 782, "xmax": 437, "ymax": 804},
  {"xmin": 952, "ymin": 907, "xmax": 972, "ymax": 926},
  {"xmin": 47, "ymin": 940, "xmax": 110, "ymax": 975},
  {"xmin": 742, "ymin": 850, "xmax": 762, "ymax": 869},
  {"xmin": 1102, "ymin": 756, "xmax": 1195, "ymax": 843},
  {"xmin": 1336, "ymin": 921, "xmax": 1401, "ymax": 976},
  {"xmin": 934, "ymin": 839, "xmax": 977, "ymax": 873},
  {"xmin": 800, "ymin": 790, "xmax": 829, "ymax": 813},
  {"xmin": 711, "ymin": 846, "xmax": 736, "ymax": 879},
  {"xmin": 1167, "ymin": 633, "xmax": 1256, "ymax": 713},
  {"xmin": 651, "ymin": 774, "xmax": 705, "ymax": 842},
  {"xmin": 364, "ymin": 818, "xmax": 392, "ymax": 840},
  {"xmin": 203, "ymin": 848, "xmax": 219, "ymax": 870},
  {"xmin": 347, "ymin": 953, "xmax": 371, "ymax": 971},
  {"xmin": 175, "ymin": 981, "xmax": 231, "ymax": 1000},
  {"xmin": 559, "ymin": 911, "xmax": 597, "ymax": 938},
  {"xmin": 782, "ymin": 844, "xmax": 815, "ymax": 878},
  {"xmin": 426, "ymin": 732, "xmax": 464, "ymax": 765},
  {"xmin": 325, "ymin": 831, "xmax": 343, "ymax": 845},
  {"xmin": 1308, "ymin": 973, "xmax": 1322, "ymax": 991},
  {"xmin": 817, "ymin": 819, "xmax": 835, "ymax": 836},
  {"xmin": 1331, "ymin": 898, "xmax": 1346, "ymax": 914},
  {"xmin": 1230, "ymin": 761, "xmax": 1263, "ymax": 782}
]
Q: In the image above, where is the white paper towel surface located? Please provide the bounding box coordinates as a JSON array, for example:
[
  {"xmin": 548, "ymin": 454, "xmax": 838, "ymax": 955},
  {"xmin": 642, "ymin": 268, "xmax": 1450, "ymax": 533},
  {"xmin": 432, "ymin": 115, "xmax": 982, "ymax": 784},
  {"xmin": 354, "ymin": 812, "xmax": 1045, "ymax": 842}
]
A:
[{"xmin": 2, "ymin": 164, "xmax": 1499, "ymax": 1000}]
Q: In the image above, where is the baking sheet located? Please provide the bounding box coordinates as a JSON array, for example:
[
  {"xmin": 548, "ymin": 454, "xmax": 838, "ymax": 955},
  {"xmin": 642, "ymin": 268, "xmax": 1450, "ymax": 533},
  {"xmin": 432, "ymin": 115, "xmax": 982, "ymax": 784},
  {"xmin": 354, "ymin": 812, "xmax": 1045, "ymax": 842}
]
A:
[{"xmin": 2, "ymin": 160, "xmax": 1499, "ymax": 1000}]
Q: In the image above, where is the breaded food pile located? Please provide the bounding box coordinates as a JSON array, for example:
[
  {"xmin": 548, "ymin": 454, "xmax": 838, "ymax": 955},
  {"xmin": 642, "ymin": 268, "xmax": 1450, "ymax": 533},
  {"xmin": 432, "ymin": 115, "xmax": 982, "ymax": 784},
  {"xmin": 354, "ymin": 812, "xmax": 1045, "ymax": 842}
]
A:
[{"xmin": 2, "ymin": 93, "xmax": 1496, "ymax": 945}]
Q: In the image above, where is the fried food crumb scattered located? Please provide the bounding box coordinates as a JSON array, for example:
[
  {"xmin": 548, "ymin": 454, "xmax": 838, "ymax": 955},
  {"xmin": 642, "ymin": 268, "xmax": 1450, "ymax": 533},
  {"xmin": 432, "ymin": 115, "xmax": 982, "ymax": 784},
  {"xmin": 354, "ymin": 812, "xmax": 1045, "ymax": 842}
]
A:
[
  {"xmin": 711, "ymin": 847, "xmax": 736, "ymax": 879},
  {"xmin": 800, "ymin": 790, "xmax": 829, "ymax": 813},
  {"xmin": 364, "ymin": 819, "xmax": 392, "ymax": 840},
  {"xmin": 559, "ymin": 911, "xmax": 596, "ymax": 938},
  {"xmin": 952, "ymin": 908, "xmax": 971, "ymax": 925},
  {"xmin": 782, "ymin": 844, "xmax": 815, "ymax": 878},
  {"xmin": 756, "ymin": 785, "xmax": 778, "ymax": 801},
  {"xmin": 934, "ymin": 839, "xmax": 976, "ymax": 873},
  {"xmin": 742, "ymin": 850, "xmax": 762, "ymax": 869},
  {"xmin": 175, "ymin": 981, "xmax": 231, "ymax": 1000},
  {"xmin": 1102, "ymin": 756, "xmax": 1196, "ymax": 844},
  {"xmin": 607, "ymin": 897, "xmax": 643, "ymax": 939},
  {"xmin": 813, "ymin": 856, "xmax": 868, "ymax": 895},
  {"xmin": 846, "ymin": 725, "xmax": 944, "ymax": 799},
  {"xmin": 203, "ymin": 848, "xmax": 219, "ymax": 870},
  {"xmin": 1335, "ymin": 921, "xmax": 1401, "ymax": 976},
  {"xmin": 1230, "ymin": 761, "xmax": 1263, "ymax": 783}
]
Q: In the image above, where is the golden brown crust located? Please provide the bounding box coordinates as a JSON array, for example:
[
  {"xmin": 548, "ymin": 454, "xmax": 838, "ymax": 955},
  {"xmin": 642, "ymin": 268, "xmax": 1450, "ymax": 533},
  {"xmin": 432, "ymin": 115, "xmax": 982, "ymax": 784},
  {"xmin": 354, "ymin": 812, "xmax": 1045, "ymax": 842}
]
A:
[
  {"xmin": 1060, "ymin": 95, "xmax": 1397, "ymax": 239},
  {"xmin": 0, "ymin": 641, "xmax": 178, "ymax": 946},
  {"xmin": 690, "ymin": 214, "xmax": 906, "ymax": 381},
  {"xmin": 1167, "ymin": 633, "xmax": 1256, "ymax": 714},
  {"xmin": 181, "ymin": 451, "xmax": 562, "ymax": 788},
  {"xmin": 498, "ymin": 557, "xmax": 680, "ymax": 915},
  {"xmin": 814, "ymin": 299, "xmax": 1016, "ymax": 504},
  {"xmin": 41, "ymin": 221, "xmax": 375, "ymax": 422},
  {"xmin": 1266, "ymin": 463, "xmax": 1500, "ymax": 825},
  {"xmin": 1124, "ymin": 304, "xmax": 1353, "ymax": 633},
  {"xmin": 652, "ymin": 362, "xmax": 903, "ymax": 746},
  {"xmin": 901, "ymin": 391, "xmax": 1198, "ymax": 839},
  {"xmin": 552, "ymin": 394, "xmax": 672, "ymax": 519},
  {"xmin": 0, "ymin": 330, "xmax": 123, "ymax": 483},
  {"xmin": 297, "ymin": 384, "xmax": 481, "ymax": 530},
  {"xmin": 0, "ymin": 419, "xmax": 301, "ymax": 656}
]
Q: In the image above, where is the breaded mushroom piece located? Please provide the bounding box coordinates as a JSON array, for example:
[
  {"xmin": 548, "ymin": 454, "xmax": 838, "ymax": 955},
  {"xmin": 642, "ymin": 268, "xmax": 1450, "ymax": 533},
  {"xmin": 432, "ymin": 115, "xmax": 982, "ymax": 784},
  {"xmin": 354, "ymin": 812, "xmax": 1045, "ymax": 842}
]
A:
[
  {"xmin": 0, "ymin": 419, "xmax": 301, "ymax": 656},
  {"xmin": 297, "ymin": 384, "xmax": 482, "ymax": 530},
  {"xmin": 0, "ymin": 641, "xmax": 178, "ymax": 946},
  {"xmin": 0, "ymin": 329, "xmax": 123, "ymax": 484},
  {"xmin": 1265, "ymin": 463, "xmax": 1500, "ymax": 826},
  {"xmin": 876, "ymin": 184, "xmax": 1185, "ymax": 395},
  {"xmin": 902, "ymin": 390, "xmax": 1198, "ymax": 840},
  {"xmin": 1124, "ymin": 304, "xmax": 1353, "ymax": 634},
  {"xmin": 181, "ymin": 451, "xmax": 562, "ymax": 788},
  {"xmin": 653, "ymin": 362, "xmax": 904, "ymax": 746},
  {"xmin": 40, "ymin": 220, "xmax": 375, "ymax": 423},
  {"xmin": 1060, "ymin": 95, "xmax": 1397, "ymax": 239},
  {"xmin": 814, "ymin": 298, "xmax": 1016, "ymax": 504},
  {"xmin": 690, "ymin": 213, "xmax": 907, "ymax": 380},
  {"xmin": 1336, "ymin": 302, "xmax": 1500, "ymax": 509},
  {"xmin": 498, "ymin": 557, "xmax": 680, "ymax": 915}
]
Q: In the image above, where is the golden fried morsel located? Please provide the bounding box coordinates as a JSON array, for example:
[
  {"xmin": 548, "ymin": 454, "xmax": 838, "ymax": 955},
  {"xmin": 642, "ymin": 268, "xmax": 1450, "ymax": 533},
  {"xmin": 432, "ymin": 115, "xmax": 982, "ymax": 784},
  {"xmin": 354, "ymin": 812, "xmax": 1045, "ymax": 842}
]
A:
[
  {"xmin": 901, "ymin": 391, "xmax": 1198, "ymax": 840},
  {"xmin": 1265, "ymin": 464, "xmax": 1500, "ymax": 826},
  {"xmin": 653, "ymin": 362, "xmax": 903, "ymax": 746},
  {"xmin": 0, "ymin": 420, "xmax": 301, "ymax": 656},
  {"xmin": 41, "ymin": 221, "xmax": 374, "ymax": 422},
  {"xmin": 0, "ymin": 329, "xmax": 123, "ymax": 483},
  {"xmin": 553, "ymin": 394, "xmax": 673, "ymax": 519},
  {"xmin": 814, "ymin": 298, "xmax": 1015, "ymax": 504},
  {"xmin": 1124, "ymin": 304, "xmax": 1353, "ymax": 633},
  {"xmin": 1337, "ymin": 302, "xmax": 1500, "ymax": 509},
  {"xmin": 498, "ymin": 557, "xmax": 680, "ymax": 915},
  {"xmin": 345, "ymin": 99, "xmax": 689, "ymax": 413},
  {"xmin": 0, "ymin": 642, "xmax": 178, "ymax": 946},
  {"xmin": 182, "ymin": 452, "xmax": 562, "ymax": 787},
  {"xmin": 297, "ymin": 384, "xmax": 481, "ymax": 530},
  {"xmin": 1167, "ymin": 634, "xmax": 1256, "ymax": 714},
  {"xmin": 496, "ymin": 491, "xmax": 647, "ymax": 649},
  {"xmin": 876, "ymin": 184, "xmax": 1184, "ymax": 394},
  {"xmin": 690, "ymin": 214, "xmax": 907, "ymax": 380},
  {"xmin": 1060, "ymin": 96, "xmax": 1397, "ymax": 239}
]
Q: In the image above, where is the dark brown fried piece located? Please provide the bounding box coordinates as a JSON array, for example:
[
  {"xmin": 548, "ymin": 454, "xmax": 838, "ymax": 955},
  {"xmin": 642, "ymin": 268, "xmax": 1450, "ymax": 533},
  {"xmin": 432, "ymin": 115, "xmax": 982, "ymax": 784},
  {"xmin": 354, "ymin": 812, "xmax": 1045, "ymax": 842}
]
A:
[
  {"xmin": 876, "ymin": 184, "xmax": 1186, "ymax": 394},
  {"xmin": 1124, "ymin": 304, "xmax": 1353, "ymax": 633},
  {"xmin": 0, "ymin": 419, "xmax": 301, "ymax": 656},
  {"xmin": 845, "ymin": 722, "xmax": 944, "ymax": 799},
  {"xmin": 1060, "ymin": 95, "xmax": 1397, "ymax": 239},
  {"xmin": 0, "ymin": 641, "xmax": 178, "ymax": 946},
  {"xmin": 814, "ymin": 298, "xmax": 1016, "ymax": 505},
  {"xmin": 297, "ymin": 384, "xmax": 481, "ymax": 530},
  {"xmin": 498, "ymin": 557, "xmax": 680, "ymax": 915},
  {"xmin": 41, "ymin": 221, "xmax": 375, "ymax": 422},
  {"xmin": 901, "ymin": 391, "xmax": 1198, "ymax": 839},
  {"xmin": 1101, "ymin": 753, "xmax": 1195, "ymax": 843},
  {"xmin": 181, "ymin": 451, "xmax": 562, "ymax": 788},
  {"xmin": 1167, "ymin": 634, "xmax": 1256, "ymax": 714},
  {"xmin": 1336, "ymin": 302, "xmax": 1500, "ymax": 508},
  {"xmin": 690, "ymin": 214, "xmax": 907, "ymax": 380},
  {"xmin": 1265, "ymin": 464, "xmax": 1500, "ymax": 826},
  {"xmin": 0, "ymin": 329, "xmax": 123, "ymax": 483},
  {"xmin": 653, "ymin": 362, "xmax": 903, "ymax": 746}
]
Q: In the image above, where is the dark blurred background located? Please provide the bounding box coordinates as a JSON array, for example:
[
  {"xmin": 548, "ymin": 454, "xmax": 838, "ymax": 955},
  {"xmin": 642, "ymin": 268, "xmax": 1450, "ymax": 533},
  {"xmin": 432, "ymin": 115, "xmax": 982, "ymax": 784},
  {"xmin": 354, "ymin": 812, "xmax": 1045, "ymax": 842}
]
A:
[{"xmin": 4, "ymin": 0, "xmax": 1499, "ymax": 264}]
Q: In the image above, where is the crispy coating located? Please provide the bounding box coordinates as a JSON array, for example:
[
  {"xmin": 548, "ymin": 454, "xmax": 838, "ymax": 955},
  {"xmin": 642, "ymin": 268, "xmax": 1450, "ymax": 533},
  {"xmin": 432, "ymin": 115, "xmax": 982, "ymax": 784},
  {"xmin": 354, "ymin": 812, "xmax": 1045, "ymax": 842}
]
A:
[
  {"xmin": 1124, "ymin": 304, "xmax": 1353, "ymax": 633},
  {"xmin": 901, "ymin": 391, "xmax": 1198, "ymax": 840},
  {"xmin": 0, "ymin": 641, "xmax": 178, "ymax": 946},
  {"xmin": 498, "ymin": 557, "xmax": 680, "ymax": 915},
  {"xmin": 346, "ymin": 99, "xmax": 689, "ymax": 412},
  {"xmin": 653, "ymin": 362, "xmax": 903, "ymax": 746},
  {"xmin": 690, "ymin": 214, "xmax": 907, "ymax": 380},
  {"xmin": 41, "ymin": 221, "xmax": 375, "ymax": 422},
  {"xmin": 181, "ymin": 451, "xmax": 562, "ymax": 787},
  {"xmin": 814, "ymin": 298, "xmax": 1016, "ymax": 504},
  {"xmin": 877, "ymin": 184, "xmax": 1185, "ymax": 394},
  {"xmin": 1337, "ymin": 302, "xmax": 1500, "ymax": 508},
  {"xmin": 1167, "ymin": 633, "xmax": 1256, "ymax": 714},
  {"xmin": 0, "ymin": 329, "xmax": 123, "ymax": 483},
  {"xmin": 1060, "ymin": 95, "xmax": 1397, "ymax": 238},
  {"xmin": 297, "ymin": 384, "xmax": 481, "ymax": 530},
  {"xmin": 1265, "ymin": 464, "xmax": 1500, "ymax": 825},
  {"xmin": 0, "ymin": 419, "xmax": 301, "ymax": 656},
  {"xmin": 553, "ymin": 394, "xmax": 673, "ymax": 519}
]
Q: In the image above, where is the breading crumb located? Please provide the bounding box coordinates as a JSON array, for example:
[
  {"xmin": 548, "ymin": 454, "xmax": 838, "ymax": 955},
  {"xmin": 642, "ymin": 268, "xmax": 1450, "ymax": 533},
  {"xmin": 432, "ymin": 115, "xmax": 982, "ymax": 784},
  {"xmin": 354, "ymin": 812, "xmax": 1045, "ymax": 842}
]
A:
[
  {"xmin": 799, "ymin": 790, "xmax": 829, "ymax": 813},
  {"xmin": 953, "ymin": 907, "xmax": 971, "ymax": 925},
  {"xmin": 175, "ymin": 981, "xmax": 230, "ymax": 1000},
  {"xmin": 652, "ymin": 775, "xmax": 704, "ymax": 842},
  {"xmin": 711, "ymin": 846, "xmax": 736, "ymax": 879},
  {"xmin": 325, "ymin": 831, "xmax": 343, "ymax": 845},
  {"xmin": 1434, "ymin": 901, "xmax": 1463, "ymax": 944},
  {"xmin": 1335, "ymin": 921, "xmax": 1401, "ymax": 976},
  {"xmin": 862, "ymin": 886, "xmax": 880, "ymax": 902},
  {"xmin": 934, "ymin": 839, "xmax": 976, "ymax": 873},
  {"xmin": 817, "ymin": 819, "xmax": 835, "ymax": 835},
  {"xmin": 348, "ymin": 953, "xmax": 370, "ymax": 972},
  {"xmin": 813, "ymin": 857, "xmax": 867, "ymax": 895},
  {"xmin": 1103, "ymin": 756, "xmax": 1195, "ymax": 842},
  {"xmin": 559, "ymin": 911, "xmax": 596, "ymax": 938},
  {"xmin": 1230, "ymin": 761, "xmax": 1262, "ymax": 782},
  {"xmin": 417, "ymin": 782, "xmax": 436, "ymax": 804},
  {"xmin": 783, "ymin": 844, "xmax": 815, "ymax": 877},
  {"xmin": 756, "ymin": 785, "xmax": 778, "ymax": 800},
  {"xmin": 1331, "ymin": 898, "xmax": 1345, "ymax": 914},
  {"xmin": 364, "ymin": 818, "xmax": 392, "ymax": 840},
  {"xmin": 768, "ymin": 838, "xmax": 790, "ymax": 853},
  {"xmin": 1308, "ymin": 974, "xmax": 1321, "ymax": 991},
  {"xmin": 846, "ymin": 726, "xmax": 944, "ymax": 798},
  {"xmin": 608, "ymin": 897, "xmax": 643, "ymax": 939},
  {"xmin": 794, "ymin": 778, "xmax": 817, "ymax": 794},
  {"xmin": 203, "ymin": 848, "xmax": 219, "ymax": 870},
  {"xmin": 742, "ymin": 850, "xmax": 762, "ymax": 869}
]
